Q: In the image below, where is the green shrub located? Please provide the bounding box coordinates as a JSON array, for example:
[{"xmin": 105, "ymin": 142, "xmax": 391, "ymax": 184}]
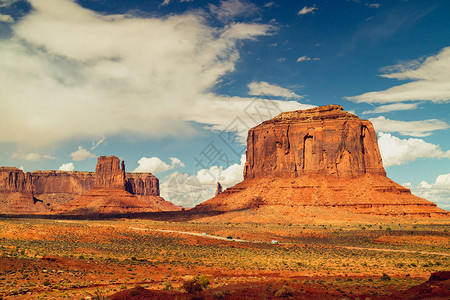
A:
[
  {"xmin": 274, "ymin": 285, "xmax": 294, "ymax": 298},
  {"xmin": 381, "ymin": 273, "xmax": 391, "ymax": 281}
]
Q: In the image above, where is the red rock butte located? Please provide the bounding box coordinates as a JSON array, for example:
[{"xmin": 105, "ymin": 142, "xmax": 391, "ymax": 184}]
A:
[
  {"xmin": 195, "ymin": 105, "xmax": 448, "ymax": 220},
  {"xmin": 0, "ymin": 156, "xmax": 180, "ymax": 214}
]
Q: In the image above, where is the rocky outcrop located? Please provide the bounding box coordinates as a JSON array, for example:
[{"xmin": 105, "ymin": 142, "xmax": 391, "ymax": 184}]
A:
[
  {"xmin": 29, "ymin": 171, "xmax": 95, "ymax": 207},
  {"xmin": 0, "ymin": 167, "xmax": 32, "ymax": 193},
  {"xmin": 215, "ymin": 182, "xmax": 222, "ymax": 196},
  {"xmin": 195, "ymin": 105, "xmax": 448, "ymax": 219},
  {"xmin": 0, "ymin": 156, "xmax": 179, "ymax": 214},
  {"xmin": 126, "ymin": 173, "xmax": 160, "ymax": 196},
  {"xmin": 56, "ymin": 156, "xmax": 180, "ymax": 215},
  {"xmin": 244, "ymin": 105, "xmax": 385, "ymax": 179},
  {"xmin": 95, "ymin": 156, "xmax": 126, "ymax": 189},
  {"xmin": 0, "ymin": 167, "xmax": 45, "ymax": 213}
]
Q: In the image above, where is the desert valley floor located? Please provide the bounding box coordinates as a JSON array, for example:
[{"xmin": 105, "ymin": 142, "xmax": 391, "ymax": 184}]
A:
[{"xmin": 0, "ymin": 215, "xmax": 448, "ymax": 299}]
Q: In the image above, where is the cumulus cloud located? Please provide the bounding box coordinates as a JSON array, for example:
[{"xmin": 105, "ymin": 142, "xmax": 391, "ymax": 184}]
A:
[
  {"xmin": 297, "ymin": 6, "xmax": 318, "ymax": 15},
  {"xmin": 370, "ymin": 116, "xmax": 448, "ymax": 137},
  {"xmin": 347, "ymin": 47, "xmax": 450, "ymax": 103},
  {"xmin": 70, "ymin": 146, "xmax": 95, "ymax": 161},
  {"xmin": 403, "ymin": 173, "xmax": 450, "ymax": 210},
  {"xmin": 0, "ymin": 0, "xmax": 297, "ymax": 147},
  {"xmin": 58, "ymin": 162, "xmax": 74, "ymax": 171},
  {"xmin": 0, "ymin": 13, "xmax": 14, "ymax": 23},
  {"xmin": 187, "ymin": 95, "xmax": 314, "ymax": 145},
  {"xmin": 209, "ymin": 0, "xmax": 259, "ymax": 22},
  {"xmin": 362, "ymin": 103, "xmax": 419, "ymax": 114},
  {"xmin": 12, "ymin": 152, "xmax": 55, "ymax": 161},
  {"xmin": 133, "ymin": 157, "xmax": 185, "ymax": 174},
  {"xmin": 296, "ymin": 56, "xmax": 320, "ymax": 62},
  {"xmin": 378, "ymin": 133, "xmax": 450, "ymax": 167},
  {"xmin": 161, "ymin": 155, "xmax": 245, "ymax": 207},
  {"xmin": 248, "ymin": 81, "xmax": 302, "ymax": 99}
]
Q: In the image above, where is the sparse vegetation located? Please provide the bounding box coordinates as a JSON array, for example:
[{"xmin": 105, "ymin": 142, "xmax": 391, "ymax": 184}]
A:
[{"xmin": 0, "ymin": 218, "xmax": 448, "ymax": 299}]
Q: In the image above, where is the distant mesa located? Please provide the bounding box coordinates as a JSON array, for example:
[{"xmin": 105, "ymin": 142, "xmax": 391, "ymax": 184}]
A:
[
  {"xmin": 195, "ymin": 105, "xmax": 448, "ymax": 220},
  {"xmin": 0, "ymin": 156, "xmax": 180, "ymax": 215}
]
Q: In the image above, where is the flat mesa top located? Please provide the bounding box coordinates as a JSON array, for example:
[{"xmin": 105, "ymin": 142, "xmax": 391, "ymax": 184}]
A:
[{"xmin": 263, "ymin": 105, "xmax": 360, "ymax": 125}]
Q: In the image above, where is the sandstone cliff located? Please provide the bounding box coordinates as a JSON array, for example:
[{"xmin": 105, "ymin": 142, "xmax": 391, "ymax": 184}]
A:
[
  {"xmin": 0, "ymin": 157, "xmax": 179, "ymax": 214},
  {"xmin": 56, "ymin": 156, "xmax": 180, "ymax": 215},
  {"xmin": 95, "ymin": 156, "xmax": 126, "ymax": 189},
  {"xmin": 0, "ymin": 167, "xmax": 44, "ymax": 213},
  {"xmin": 195, "ymin": 105, "xmax": 448, "ymax": 220},
  {"xmin": 244, "ymin": 105, "xmax": 385, "ymax": 179}
]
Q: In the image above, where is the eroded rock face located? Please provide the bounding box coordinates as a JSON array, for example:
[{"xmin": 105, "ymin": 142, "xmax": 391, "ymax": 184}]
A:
[
  {"xmin": 58, "ymin": 156, "xmax": 179, "ymax": 215},
  {"xmin": 31, "ymin": 170, "xmax": 94, "ymax": 194},
  {"xmin": 215, "ymin": 182, "xmax": 222, "ymax": 196},
  {"xmin": 0, "ymin": 167, "xmax": 32, "ymax": 193},
  {"xmin": 244, "ymin": 105, "xmax": 385, "ymax": 179},
  {"xmin": 126, "ymin": 173, "xmax": 160, "ymax": 196},
  {"xmin": 0, "ymin": 156, "xmax": 177, "ymax": 214},
  {"xmin": 95, "ymin": 156, "xmax": 126, "ymax": 189},
  {"xmin": 195, "ymin": 105, "xmax": 448, "ymax": 219}
]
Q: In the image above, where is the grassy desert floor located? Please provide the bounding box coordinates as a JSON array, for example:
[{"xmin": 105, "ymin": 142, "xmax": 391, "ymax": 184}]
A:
[{"xmin": 0, "ymin": 217, "xmax": 448, "ymax": 299}]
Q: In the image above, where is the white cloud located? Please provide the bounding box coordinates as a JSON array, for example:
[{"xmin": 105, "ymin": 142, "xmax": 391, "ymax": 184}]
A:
[
  {"xmin": 12, "ymin": 152, "xmax": 55, "ymax": 161},
  {"xmin": 58, "ymin": 162, "xmax": 74, "ymax": 171},
  {"xmin": 370, "ymin": 116, "xmax": 448, "ymax": 137},
  {"xmin": 362, "ymin": 103, "xmax": 419, "ymax": 114},
  {"xmin": 347, "ymin": 47, "xmax": 450, "ymax": 103},
  {"xmin": 366, "ymin": 3, "xmax": 380, "ymax": 9},
  {"xmin": 186, "ymin": 95, "xmax": 314, "ymax": 145},
  {"xmin": 248, "ymin": 81, "xmax": 302, "ymax": 99},
  {"xmin": 378, "ymin": 133, "xmax": 450, "ymax": 167},
  {"xmin": 209, "ymin": 0, "xmax": 259, "ymax": 22},
  {"xmin": 0, "ymin": 0, "xmax": 286, "ymax": 147},
  {"xmin": 70, "ymin": 146, "xmax": 95, "ymax": 161},
  {"xmin": 160, "ymin": 0, "xmax": 194, "ymax": 6},
  {"xmin": 91, "ymin": 136, "xmax": 106, "ymax": 150},
  {"xmin": 297, "ymin": 6, "xmax": 318, "ymax": 15},
  {"xmin": 296, "ymin": 55, "xmax": 320, "ymax": 62},
  {"xmin": 161, "ymin": 155, "xmax": 245, "ymax": 207},
  {"xmin": 0, "ymin": 13, "xmax": 13, "ymax": 23},
  {"xmin": 403, "ymin": 173, "xmax": 450, "ymax": 210},
  {"xmin": 133, "ymin": 156, "xmax": 185, "ymax": 174}
]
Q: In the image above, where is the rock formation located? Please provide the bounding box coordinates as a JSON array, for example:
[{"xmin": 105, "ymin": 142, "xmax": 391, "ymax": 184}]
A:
[
  {"xmin": 94, "ymin": 156, "xmax": 126, "ymax": 189},
  {"xmin": 195, "ymin": 105, "xmax": 448, "ymax": 220},
  {"xmin": 56, "ymin": 156, "xmax": 180, "ymax": 215},
  {"xmin": 0, "ymin": 157, "xmax": 180, "ymax": 214},
  {"xmin": 244, "ymin": 105, "xmax": 385, "ymax": 178},
  {"xmin": 30, "ymin": 171, "xmax": 95, "ymax": 207},
  {"xmin": 215, "ymin": 182, "xmax": 222, "ymax": 196},
  {"xmin": 0, "ymin": 167, "xmax": 44, "ymax": 213}
]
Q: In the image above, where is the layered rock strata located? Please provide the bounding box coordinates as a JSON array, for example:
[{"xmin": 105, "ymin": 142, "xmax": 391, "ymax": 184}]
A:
[
  {"xmin": 56, "ymin": 156, "xmax": 179, "ymax": 214},
  {"xmin": 0, "ymin": 157, "xmax": 179, "ymax": 214},
  {"xmin": 196, "ymin": 105, "xmax": 448, "ymax": 218}
]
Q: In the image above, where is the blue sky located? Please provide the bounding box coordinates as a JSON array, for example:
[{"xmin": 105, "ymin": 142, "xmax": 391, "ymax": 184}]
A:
[{"xmin": 0, "ymin": 0, "xmax": 449, "ymax": 208}]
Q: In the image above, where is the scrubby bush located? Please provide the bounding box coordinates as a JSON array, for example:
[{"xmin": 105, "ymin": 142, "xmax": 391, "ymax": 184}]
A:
[
  {"xmin": 381, "ymin": 273, "xmax": 391, "ymax": 281},
  {"xmin": 182, "ymin": 274, "xmax": 210, "ymax": 294},
  {"xmin": 274, "ymin": 285, "xmax": 294, "ymax": 298}
]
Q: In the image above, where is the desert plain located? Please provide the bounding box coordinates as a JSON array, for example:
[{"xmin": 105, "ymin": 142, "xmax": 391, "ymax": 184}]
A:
[{"xmin": 0, "ymin": 215, "xmax": 449, "ymax": 299}]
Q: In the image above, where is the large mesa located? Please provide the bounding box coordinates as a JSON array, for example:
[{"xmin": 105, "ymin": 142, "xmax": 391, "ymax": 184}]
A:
[
  {"xmin": 244, "ymin": 105, "xmax": 385, "ymax": 178},
  {"xmin": 195, "ymin": 105, "xmax": 448, "ymax": 220}
]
